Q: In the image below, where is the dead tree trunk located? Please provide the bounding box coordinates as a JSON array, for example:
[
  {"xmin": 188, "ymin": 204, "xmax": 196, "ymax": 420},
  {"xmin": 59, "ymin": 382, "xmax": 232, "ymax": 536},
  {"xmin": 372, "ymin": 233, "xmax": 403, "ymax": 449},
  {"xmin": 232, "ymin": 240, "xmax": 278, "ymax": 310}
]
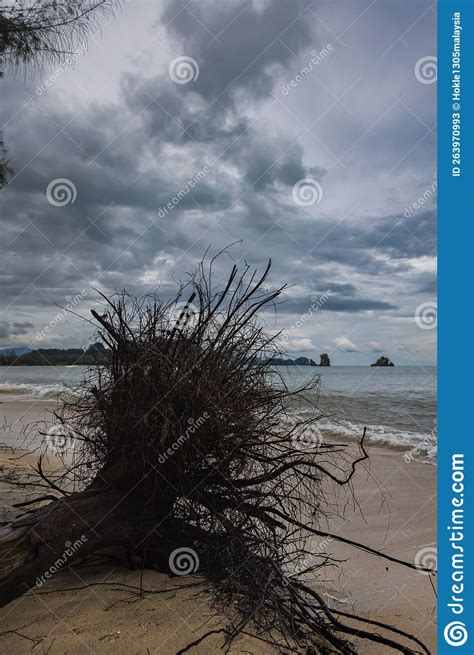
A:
[{"xmin": 0, "ymin": 487, "xmax": 203, "ymax": 608}]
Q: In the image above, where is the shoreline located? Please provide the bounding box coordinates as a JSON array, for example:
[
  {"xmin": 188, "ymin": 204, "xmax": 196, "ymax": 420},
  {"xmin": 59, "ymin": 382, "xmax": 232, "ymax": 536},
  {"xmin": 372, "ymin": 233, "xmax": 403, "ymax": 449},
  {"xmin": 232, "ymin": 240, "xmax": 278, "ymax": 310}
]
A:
[{"xmin": 0, "ymin": 395, "xmax": 437, "ymax": 463}]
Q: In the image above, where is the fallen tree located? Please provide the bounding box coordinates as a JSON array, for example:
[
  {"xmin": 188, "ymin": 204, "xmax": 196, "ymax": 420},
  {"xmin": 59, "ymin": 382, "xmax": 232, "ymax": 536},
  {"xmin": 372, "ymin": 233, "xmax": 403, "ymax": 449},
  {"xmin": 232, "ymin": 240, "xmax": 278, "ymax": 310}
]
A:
[{"xmin": 0, "ymin": 257, "xmax": 434, "ymax": 654}]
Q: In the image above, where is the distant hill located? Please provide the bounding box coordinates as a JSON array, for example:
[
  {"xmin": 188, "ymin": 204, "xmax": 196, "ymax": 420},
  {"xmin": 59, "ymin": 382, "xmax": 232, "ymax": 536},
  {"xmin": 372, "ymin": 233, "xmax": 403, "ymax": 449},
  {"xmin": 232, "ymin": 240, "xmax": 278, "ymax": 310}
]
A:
[
  {"xmin": 0, "ymin": 343, "xmax": 107, "ymax": 366},
  {"xmin": 0, "ymin": 346, "xmax": 32, "ymax": 356},
  {"xmin": 0, "ymin": 346, "xmax": 330, "ymax": 368}
]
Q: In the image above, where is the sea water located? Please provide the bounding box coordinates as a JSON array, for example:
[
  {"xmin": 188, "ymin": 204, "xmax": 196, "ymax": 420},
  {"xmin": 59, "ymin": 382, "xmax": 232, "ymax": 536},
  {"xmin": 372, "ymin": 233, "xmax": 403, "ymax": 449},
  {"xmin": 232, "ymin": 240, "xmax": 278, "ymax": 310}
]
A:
[{"xmin": 0, "ymin": 364, "xmax": 436, "ymax": 459}]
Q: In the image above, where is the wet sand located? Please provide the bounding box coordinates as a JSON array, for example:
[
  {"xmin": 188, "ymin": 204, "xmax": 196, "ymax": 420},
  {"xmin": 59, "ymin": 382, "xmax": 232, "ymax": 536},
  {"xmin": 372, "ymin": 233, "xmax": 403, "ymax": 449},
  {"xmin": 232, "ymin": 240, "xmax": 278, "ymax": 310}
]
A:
[
  {"xmin": 0, "ymin": 398, "xmax": 436, "ymax": 654},
  {"xmin": 0, "ymin": 397, "xmax": 57, "ymax": 450}
]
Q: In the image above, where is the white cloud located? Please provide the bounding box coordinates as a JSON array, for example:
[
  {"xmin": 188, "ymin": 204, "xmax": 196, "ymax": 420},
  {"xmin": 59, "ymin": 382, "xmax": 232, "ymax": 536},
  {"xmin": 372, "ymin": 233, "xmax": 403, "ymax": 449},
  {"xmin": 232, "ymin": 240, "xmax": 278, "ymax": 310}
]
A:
[
  {"xmin": 286, "ymin": 338, "xmax": 316, "ymax": 352},
  {"xmin": 334, "ymin": 337, "xmax": 359, "ymax": 352},
  {"xmin": 368, "ymin": 341, "xmax": 383, "ymax": 352}
]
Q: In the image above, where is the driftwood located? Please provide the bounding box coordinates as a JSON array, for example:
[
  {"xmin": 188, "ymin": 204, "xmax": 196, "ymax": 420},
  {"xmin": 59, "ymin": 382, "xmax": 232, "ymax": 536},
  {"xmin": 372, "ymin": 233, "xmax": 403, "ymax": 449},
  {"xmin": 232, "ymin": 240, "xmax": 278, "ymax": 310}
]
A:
[{"xmin": 0, "ymin": 257, "xmax": 433, "ymax": 654}]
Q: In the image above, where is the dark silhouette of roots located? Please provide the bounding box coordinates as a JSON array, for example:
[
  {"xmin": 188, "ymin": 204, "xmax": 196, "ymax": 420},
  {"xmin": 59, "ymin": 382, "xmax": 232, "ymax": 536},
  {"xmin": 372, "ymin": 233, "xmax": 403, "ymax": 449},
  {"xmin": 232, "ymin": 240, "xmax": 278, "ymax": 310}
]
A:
[{"xmin": 0, "ymin": 256, "xmax": 434, "ymax": 654}]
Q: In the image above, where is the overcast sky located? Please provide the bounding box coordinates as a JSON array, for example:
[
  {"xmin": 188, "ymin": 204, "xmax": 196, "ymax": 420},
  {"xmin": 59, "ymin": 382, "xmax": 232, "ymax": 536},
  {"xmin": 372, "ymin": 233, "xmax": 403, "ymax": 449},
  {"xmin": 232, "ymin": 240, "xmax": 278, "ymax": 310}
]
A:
[{"xmin": 0, "ymin": 0, "xmax": 437, "ymax": 364}]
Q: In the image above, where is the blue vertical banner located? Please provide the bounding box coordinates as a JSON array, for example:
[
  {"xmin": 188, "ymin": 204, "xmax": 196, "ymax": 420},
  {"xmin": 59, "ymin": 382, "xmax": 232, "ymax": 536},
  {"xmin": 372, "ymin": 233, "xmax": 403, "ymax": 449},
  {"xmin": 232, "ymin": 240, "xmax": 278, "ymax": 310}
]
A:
[{"xmin": 438, "ymin": 1, "xmax": 474, "ymax": 654}]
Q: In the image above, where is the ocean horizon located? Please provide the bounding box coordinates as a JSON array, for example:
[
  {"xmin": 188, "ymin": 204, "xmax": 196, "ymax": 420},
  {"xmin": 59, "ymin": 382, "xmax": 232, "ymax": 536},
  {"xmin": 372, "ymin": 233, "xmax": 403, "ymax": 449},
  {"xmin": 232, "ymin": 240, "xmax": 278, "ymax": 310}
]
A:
[{"xmin": 0, "ymin": 364, "xmax": 436, "ymax": 459}]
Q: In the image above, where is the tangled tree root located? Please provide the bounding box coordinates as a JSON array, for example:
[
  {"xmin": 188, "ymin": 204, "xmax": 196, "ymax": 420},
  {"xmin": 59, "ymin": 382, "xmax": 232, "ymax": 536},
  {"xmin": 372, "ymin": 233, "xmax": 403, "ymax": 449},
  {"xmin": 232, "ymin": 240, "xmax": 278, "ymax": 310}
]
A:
[{"xmin": 0, "ymin": 256, "xmax": 434, "ymax": 654}]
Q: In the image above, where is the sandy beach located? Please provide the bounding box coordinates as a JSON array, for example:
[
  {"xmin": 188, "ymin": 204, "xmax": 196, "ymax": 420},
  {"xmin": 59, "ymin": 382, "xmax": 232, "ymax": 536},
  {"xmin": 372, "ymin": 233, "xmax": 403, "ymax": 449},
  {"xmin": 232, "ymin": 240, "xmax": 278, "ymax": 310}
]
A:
[
  {"xmin": 0, "ymin": 398, "xmax": 436, "ymax": 654},
  {"xmin": 0, "ymin": 397, "xmax": 58, "ymax": 451}
]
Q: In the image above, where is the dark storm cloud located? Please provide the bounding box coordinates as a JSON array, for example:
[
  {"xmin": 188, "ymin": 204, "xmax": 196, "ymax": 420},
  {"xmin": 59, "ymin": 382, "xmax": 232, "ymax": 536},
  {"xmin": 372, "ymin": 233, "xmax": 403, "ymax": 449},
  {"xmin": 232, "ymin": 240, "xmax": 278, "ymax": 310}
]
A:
[
  {"xmin": 0, "ymin": 0, "xmax": 321, "ymax": 310},
  {"xmin": 0, "ymin": 0, "xmax": 436, "ymax": 362},
  {"xmin": 367, "ymin": 211, "xmax": 436, "ymax": 260},
  {"xmin": 0, "ymin": 321, "xmax": 34, "ymax": 338},
  {"xmin": 277, "ymin": 292, "xmax": 397, "ymax": 315},
  {"xmin": 161, "ymin": 0, "xmax": 315, "ymax": 105},
  {"xmin": 416, "ymin": 272, "xmax": 437, "ymax": 295},
  {"xmin": 120, "ymin": 0, "xmax": 315, "ymax": 150}
]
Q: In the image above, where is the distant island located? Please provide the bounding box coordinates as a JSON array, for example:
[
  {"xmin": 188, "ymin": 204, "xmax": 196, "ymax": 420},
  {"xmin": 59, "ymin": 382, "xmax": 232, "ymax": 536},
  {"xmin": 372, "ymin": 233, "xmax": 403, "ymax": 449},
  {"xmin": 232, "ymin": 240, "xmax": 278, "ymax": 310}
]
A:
[
  {"xmin": 0, "ymin": 348, "xmax": 335, "ymax": 368},
  {"xmin": 0, "ymin": 343, "xmax": 107, "ymax": 366},
  {"xmin": 371, "ymin": 356, "xmax": 395, "ymax": 367},
  {"xmin": 0, "ymin": 348, "xmax": 398, "ymax": 367},
  {"xmin": 270, "ymin": 353, "xmax": 331, "ymax": 367}
]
